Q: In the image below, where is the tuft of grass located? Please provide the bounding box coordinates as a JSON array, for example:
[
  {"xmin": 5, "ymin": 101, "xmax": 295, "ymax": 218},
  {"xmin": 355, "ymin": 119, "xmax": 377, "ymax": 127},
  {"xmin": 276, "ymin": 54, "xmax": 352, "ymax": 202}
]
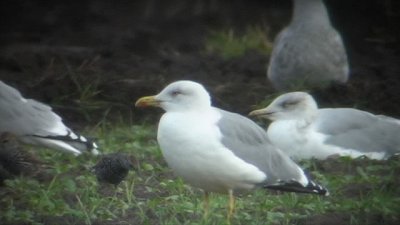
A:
[
  {"xmin": 205, "ymin": 26, "xmax": 273, "ymax": 59},
  {"xmin": 60, "ymin": 58, "xmax": 114, "ymax": 122}
]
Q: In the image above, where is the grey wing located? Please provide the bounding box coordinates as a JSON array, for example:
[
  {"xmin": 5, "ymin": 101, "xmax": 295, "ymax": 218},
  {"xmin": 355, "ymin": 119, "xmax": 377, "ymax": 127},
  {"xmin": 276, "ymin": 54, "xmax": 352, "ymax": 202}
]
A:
[
  {"xmin": 267, "ymin": 28, "xmax": 294, "ymax": 88},
  {"xmin": 310, "ymin": 27, "xmax": 349, "ymax": 83},
  {"xmin": 0, "ymin": 81, "xmax": 24, "ymax": 101},
  {"xmin": 216, "ymin": 108, "xmax": 304, "ymax": 185},
  {"xmin": 0, "ymin": 81, "xmax": 67, "ymax": 136},
  {"xmin": 0, "ymin": 81, "xmax": 98, "ymax": 154},
  {"xmin": 25, "ymin": 99, "xmax": 67, "ymax": 136},
  {"xmin": 317, "ymin": 108, "xmax": 400, "ymax": 155}
]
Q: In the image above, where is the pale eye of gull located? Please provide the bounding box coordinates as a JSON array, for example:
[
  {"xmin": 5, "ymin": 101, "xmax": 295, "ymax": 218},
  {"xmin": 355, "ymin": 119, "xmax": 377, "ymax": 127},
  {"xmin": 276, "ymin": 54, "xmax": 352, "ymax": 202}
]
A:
[
  {"xmin": 170, "ymin": 90, "xmax": 181, "ymax": 96},
  {"xmin": 281, "ymin": 100, "xmax": 299, "ymax": 108}
]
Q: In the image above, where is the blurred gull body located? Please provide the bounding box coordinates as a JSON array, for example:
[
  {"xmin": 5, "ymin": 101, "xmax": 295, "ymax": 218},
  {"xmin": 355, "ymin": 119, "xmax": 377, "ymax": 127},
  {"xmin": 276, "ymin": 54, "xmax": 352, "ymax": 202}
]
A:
[
  {"xmin": 267, "ymin": 0, "xmax": 349, "ymax": 90},
  {"xmin": 0, "ymin": 81, "xmax": 99, "ymax": 155}
]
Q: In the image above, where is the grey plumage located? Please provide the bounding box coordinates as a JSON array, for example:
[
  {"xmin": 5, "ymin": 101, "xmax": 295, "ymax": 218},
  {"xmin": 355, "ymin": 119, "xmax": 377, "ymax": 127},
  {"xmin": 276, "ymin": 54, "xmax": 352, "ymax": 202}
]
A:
[
  {"xmin": 217, "ymin": 109, "xmax": 327, "ymax": 195},
  {"xmin": 318, "ymin": 108, "xmax": 400, "ymax": 157},
  {"xmin": 0, "ymin": 81, "xmax": 99, "ymax": 155},
  {"xmin": 268, "ymin": 0, "xmax": 349, "ymax": 90},
  {"xmin": 250, "ymin": 92, "xmax": 400, "ymax": 160}
]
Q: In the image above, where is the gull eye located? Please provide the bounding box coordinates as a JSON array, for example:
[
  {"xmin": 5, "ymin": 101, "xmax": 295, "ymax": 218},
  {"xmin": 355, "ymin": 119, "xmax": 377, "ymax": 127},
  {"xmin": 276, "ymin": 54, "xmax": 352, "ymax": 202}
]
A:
[
  {"xmin": 171, "ymin": 90, "xmax": 181, "ymax": 96},
  {"xmin": 281, "ymin": 100, "xmax": 299, "ymax": 108}
]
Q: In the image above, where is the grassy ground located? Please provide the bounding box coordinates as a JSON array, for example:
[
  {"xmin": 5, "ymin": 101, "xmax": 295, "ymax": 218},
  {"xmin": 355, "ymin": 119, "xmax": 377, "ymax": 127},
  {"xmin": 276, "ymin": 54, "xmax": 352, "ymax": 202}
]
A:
[{"xmin": 1, "ymin": 124, "xmax": 399, "ymax": 225}]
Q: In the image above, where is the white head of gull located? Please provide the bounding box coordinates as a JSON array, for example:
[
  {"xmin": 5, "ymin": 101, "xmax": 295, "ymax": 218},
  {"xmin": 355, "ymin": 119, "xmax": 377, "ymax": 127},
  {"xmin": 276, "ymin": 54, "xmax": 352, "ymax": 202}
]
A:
[
  {"xmin": 250, "ymin": 92, "xmax": 400, "ymax": 160},
  {"xmin": 267, "ymin": 0, "xmax": 349, "ymax": 90},
  {"xmin": 135, "ymin": 81, "xmax": 328, "ymax": 221}
]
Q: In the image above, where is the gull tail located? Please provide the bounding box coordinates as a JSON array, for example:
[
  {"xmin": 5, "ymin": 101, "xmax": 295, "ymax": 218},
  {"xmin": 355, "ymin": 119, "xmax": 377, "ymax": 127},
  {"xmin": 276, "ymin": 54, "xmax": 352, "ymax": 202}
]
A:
[
  {"xmin": 264, "ymin": 179, "xmax": 329, "ymax": 196},
  {"xmin": 29, "ymin": 130, "xmax": 99, "ymax": 156}
]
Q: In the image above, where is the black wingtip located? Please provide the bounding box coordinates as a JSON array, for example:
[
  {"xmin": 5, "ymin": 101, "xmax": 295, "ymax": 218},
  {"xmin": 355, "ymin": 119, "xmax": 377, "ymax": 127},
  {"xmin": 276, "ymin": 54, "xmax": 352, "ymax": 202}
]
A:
[
  {"xmin": 32, "ymin": 132, "xmax": 100, "ymax": 155},
  {"xmin": 307, "ymin": 180, "xmax": 329, "ymax": 196},
  {"xmin": 264, "ymin": 180, "xmax": 329, "ymax": 196}
]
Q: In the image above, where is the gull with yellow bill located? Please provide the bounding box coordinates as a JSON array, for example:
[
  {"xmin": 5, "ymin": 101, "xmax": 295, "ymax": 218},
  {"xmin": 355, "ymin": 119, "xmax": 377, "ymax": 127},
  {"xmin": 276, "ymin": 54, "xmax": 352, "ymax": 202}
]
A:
[{"xmin": 135, "ymin": 80, "xmax": 328, "ymax": 222}]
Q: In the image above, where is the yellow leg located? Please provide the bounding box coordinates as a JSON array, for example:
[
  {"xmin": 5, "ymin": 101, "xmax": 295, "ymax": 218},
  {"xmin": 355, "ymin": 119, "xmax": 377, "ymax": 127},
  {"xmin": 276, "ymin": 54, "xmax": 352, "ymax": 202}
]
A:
[
  {"xmin": 203, "ymin": 191, "xmax": 210, "ymax": 219},
  {"xmin": 227, "ymin": 189, "xmax": 235, "ymax": 223}
]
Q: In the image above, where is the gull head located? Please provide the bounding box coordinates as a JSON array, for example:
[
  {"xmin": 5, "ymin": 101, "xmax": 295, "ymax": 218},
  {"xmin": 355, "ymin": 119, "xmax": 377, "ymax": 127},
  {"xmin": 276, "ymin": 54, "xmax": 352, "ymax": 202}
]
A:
[
  {"xmin": 135, "ymin": 80, "xmax": 211, "ymax": 112},
  {"xmin": 249, "ymin": 92, "xmax": 318, "ymax": 121}
]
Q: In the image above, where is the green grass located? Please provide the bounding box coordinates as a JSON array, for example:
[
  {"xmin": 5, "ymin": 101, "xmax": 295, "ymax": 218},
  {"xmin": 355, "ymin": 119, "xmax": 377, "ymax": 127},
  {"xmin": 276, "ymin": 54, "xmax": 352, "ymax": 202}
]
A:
[
  {"xmin": 1, "ymin": 124, "xmax": 399, "ymax": 225},
  {"xmin": 205, "ymin": 26, "xmax": 273, "ymax": 59}
]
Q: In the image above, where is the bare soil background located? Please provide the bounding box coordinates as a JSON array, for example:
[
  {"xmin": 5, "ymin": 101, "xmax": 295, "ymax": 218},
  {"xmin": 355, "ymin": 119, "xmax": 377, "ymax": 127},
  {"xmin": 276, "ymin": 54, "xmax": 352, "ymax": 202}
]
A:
[{"xmin": 1, "ymin": 0, "xmax": 399, "ymax": 124}]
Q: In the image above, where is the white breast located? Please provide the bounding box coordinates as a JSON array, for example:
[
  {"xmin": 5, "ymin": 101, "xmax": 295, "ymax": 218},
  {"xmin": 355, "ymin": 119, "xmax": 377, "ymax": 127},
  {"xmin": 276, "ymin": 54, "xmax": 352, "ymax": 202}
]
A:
[
  {"xmin": 157, "ymin": 110, "xmax": 266, "ymax": 193},
  {"xmin": 267, "ymin": 120, "xmax": 367, "ymax": 160}
]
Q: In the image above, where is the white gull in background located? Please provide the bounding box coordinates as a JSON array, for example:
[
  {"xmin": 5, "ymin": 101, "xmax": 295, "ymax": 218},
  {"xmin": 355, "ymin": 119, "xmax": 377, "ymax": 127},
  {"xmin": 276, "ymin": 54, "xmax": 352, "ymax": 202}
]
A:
[
  {"xmin": 0, "ymin": 80, "xmax": 99, "ymax": 155},
  {"xmin": 250, "ymin": 92, "xmax": 400, "ymax": 160},
  {"xmin": 267, "ymin": 0, "xmax": 349, "ymax": 90},
  {"xmin": 135, "ymin": 80, "xmax": 328, "ymax": 221}
]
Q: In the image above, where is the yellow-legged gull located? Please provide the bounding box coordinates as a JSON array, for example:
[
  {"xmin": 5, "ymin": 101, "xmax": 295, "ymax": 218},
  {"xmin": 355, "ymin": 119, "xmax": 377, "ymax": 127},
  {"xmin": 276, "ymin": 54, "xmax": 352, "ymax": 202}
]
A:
[{"xmin": 136, "ymin": 80, "xmax": 328, "ymax": 221}]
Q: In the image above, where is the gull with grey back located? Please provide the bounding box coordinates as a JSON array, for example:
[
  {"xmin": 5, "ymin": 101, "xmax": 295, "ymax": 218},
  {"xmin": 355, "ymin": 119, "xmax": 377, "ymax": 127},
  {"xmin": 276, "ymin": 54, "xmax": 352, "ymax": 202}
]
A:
[
  {"xmin": 268, "ymin": 0, "xmax": 349, "ymax": 90},
  {"xmin": 0, "ymin": 81, "xmax": 99, "ymax": 155},
  {"xmin": 250, "ymin": 92, "xmax": 400, "ymax": 160},
  {"xmin": 135, "ymin": 80, "xmax": 328, "ymax": 221}
]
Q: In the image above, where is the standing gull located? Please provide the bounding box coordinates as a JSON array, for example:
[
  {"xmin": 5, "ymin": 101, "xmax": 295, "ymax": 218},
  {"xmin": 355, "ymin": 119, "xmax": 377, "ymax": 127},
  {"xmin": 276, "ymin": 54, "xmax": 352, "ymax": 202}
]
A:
[
  {"xmin": 0, "ymin": 81, "xmax": 99, "ymax": 155},
  {"xmin": 135, "ymin": 80, "xmax": 328, "ymax": 221},
  {"xmin": 267, "ymin": 0, "xmax": 349, "ymax": 90},
  {"xmin": 249, "ymin": 92, "xmax": 400, "ymax": 160}
]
